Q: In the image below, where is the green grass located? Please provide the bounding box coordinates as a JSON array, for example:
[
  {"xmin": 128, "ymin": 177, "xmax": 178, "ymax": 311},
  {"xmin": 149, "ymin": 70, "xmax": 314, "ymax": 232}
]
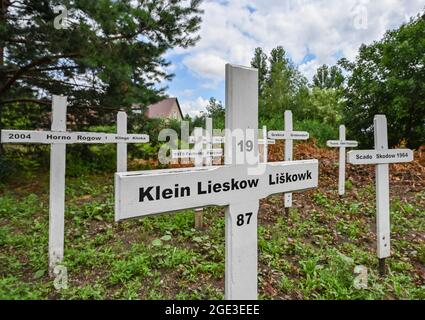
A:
[{"xmin": 0, "ymin": 173, "xmax": 424, "ymax": 300}]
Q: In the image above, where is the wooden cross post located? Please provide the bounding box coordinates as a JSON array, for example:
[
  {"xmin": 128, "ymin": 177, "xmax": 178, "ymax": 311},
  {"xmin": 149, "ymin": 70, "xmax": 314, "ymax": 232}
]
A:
[
  {"xmin": 49, "ymin": 96, "xmax": 67, "ymax": 271},
  {"xmin": 114, "ymin": 64, "xmax": 319, "ymax": 299},
  {"xmin": 1, "ymin": 98, "xmax": 149, "ymax": 271},
  {"xmin": 347, "ymin": 115, "xmax": 413, "ymax": 275},
  {"xmin": 268, "ymin": 111, "xmax": 309, "ymax": 214},
  {"xmin": 327, "ymin": 125, "xmax": 358, "ymax": 196}
]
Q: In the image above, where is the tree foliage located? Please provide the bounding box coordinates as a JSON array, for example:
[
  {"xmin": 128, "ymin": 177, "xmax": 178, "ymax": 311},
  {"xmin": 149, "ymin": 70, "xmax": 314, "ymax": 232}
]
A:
[
  {"xmin": 312, "ymin": 64, "xmax": 345, "ymax": 90},
  {"xmin": 252, "ymin": 46, "xmax": 310, "ymax": 129},
  {"xmin": 340, "ymin": 13, "xmax": 425, "ymax": 148}
]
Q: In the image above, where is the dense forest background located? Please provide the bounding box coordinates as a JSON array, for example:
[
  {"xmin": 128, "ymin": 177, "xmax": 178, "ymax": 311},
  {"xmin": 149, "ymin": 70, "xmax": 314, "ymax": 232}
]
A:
[{"xmin": 0, "ymin": 1, "xmax": 424, "ymax": 181}]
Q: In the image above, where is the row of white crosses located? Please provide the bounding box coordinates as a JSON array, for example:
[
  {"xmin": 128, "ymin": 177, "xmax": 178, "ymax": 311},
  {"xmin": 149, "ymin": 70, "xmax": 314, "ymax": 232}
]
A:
[
  {"xmin": 0, "ymin": 96, "xmax": 150, "ymax": 271},
  {"xmin": 115, "ymin": 64, "xmax": 319, "ymax": 299}
]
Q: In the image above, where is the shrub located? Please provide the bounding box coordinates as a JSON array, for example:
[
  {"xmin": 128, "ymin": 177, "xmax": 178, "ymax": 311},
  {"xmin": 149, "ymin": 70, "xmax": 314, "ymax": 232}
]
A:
[{"xmin": 295, "ymin": 119, "xmax": 338, "ymax": 147}]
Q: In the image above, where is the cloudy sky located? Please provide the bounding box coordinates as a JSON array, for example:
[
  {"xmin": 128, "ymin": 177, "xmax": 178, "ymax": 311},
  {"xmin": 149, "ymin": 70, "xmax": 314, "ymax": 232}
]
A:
[{"xmin": 163, "ymin": 0, "xmax": 424, "ymax": 117}]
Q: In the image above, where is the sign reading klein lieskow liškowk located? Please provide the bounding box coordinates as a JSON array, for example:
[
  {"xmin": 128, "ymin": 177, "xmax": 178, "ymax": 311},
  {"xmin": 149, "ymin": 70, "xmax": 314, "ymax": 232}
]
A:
[
  {"xmin": 347, "ymin": 149, "xmax": 413, "ymax": 165},
  {"xmin": 115, "ymin": 161, "xmax": 318, "ymax": 220},
  {"xmin": 268, "ymin": 131, "xmax": 309, "ymax": 140},
  {"xmin": 1, "ymin": 130, "xmax": 149, "ymax": 144}
]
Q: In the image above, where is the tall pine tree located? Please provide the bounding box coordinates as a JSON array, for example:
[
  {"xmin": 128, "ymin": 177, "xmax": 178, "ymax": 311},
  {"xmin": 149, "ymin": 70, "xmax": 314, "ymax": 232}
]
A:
[{"xmin": 0, "ymin": 0, "xmax": 203, "ymax": 129}]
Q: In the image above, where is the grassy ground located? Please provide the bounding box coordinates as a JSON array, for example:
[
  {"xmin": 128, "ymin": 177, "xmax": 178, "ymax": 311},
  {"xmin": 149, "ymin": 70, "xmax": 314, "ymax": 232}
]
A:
[{"xmin": 0, "ymin": 145, "xmax": 424, "ymax": 300}]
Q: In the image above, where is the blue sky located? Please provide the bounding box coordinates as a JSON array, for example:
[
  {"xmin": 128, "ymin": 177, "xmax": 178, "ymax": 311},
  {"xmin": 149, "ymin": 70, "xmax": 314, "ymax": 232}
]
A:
[{"xmin": 160, "ymin": 0, "xmax": 424, "ymax": 117}]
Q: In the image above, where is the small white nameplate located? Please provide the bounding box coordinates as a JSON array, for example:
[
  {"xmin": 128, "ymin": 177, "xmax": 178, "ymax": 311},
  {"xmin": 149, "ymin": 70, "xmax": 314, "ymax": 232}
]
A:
[
  {"xmin": 327, "ymin": 140, "xmax": 359, "ymax": 148},
  {"xmin": 268, "ymin": 131, "xmax": 309, "ymax": 140},
  {"xmin": 188, "ymin": 136, "xmax": 274, "ymax": 145},
  {"xmin": 347, "ymin": 149, "xmax": 413, "ymax": 165},
  {"xmin": 188, "ymin": 136, "xmax": 225, "ymax": 144},
  {"xmin": 105, "ymin": 134, "xmax": 150, "ymax": 143},
  {"xmin": 171, "ymin": 149, "xmax": 223, "ymax": 159},
  {"xmin": 1, "ymin": 130, "xmax": 149, "ymax": 144}
]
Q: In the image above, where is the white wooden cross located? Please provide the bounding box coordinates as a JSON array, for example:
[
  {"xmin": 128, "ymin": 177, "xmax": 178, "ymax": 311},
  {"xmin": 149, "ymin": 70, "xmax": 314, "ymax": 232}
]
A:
[
  {"xmin": 114, "ymin": 64, "xmax": 319, "ymax": 300},
  {"xmin": 347, "ymin": 115, "xmax": 413, "ymax": 273},
  {"xmin": 1, "ymin": 96, "xmax": 150, "ymax": 271},
  {"xmin": 268, "ymin": 111, "xmax": 309, "ymax": 211},
  {"xmin": 327, "ymin": 125, "xmax": 358, "ymax": 196}
]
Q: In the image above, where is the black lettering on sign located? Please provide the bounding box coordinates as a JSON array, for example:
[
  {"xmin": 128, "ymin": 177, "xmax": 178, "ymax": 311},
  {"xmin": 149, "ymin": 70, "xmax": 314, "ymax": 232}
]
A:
[
  {"xmin": 237, "ymin": 212, "xmax": 253, "ymax": 227},
  {"xmin": 198, "ymin": 179, "xmax": 259, "ymax": 195}
]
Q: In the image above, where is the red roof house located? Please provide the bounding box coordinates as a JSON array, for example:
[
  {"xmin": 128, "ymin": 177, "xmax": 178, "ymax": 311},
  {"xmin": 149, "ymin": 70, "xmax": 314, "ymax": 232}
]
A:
[{"xmin": 137, "ymin": 98, "xmax": 184, "ymax": 120}]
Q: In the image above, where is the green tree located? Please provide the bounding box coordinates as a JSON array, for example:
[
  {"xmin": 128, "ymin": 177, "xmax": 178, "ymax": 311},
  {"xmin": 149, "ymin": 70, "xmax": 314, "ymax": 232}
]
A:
[
  {"xmin": 0, "ymin": 0, "xmax": 203, "ymax": 129},
  {"xmin": 340, "ymin": 13, "xmax": 425, "ymax": 148},
  {"xmin": 205, "ymin": 97, "xmax": 224, "ymax": 129},
  {"xmin": 312, "ymin": 64, "xmax": 345, "ymax": 89}
]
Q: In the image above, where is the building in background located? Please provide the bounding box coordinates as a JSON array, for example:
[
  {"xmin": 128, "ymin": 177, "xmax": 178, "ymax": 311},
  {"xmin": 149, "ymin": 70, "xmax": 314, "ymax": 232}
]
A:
[{"xmin": 133, "ymin": 98, "xmax": 183, "ymax": 121}]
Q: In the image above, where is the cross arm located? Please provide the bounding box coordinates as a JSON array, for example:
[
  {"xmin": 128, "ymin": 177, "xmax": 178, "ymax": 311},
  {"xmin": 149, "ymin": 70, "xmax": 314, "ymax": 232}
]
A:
[{"xmin": 114, "ymin": 160, "xmax": 318, "ymax": 221}]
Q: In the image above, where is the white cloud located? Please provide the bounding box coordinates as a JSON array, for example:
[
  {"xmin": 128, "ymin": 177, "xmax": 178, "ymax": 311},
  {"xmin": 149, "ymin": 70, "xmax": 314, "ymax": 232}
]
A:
[
  {"xmin": 183, "ymin": 53, "xmax": 227, "ymax": 81},
  {"xmin": 180, "ymin": 96, "xmax": 210, "ymax": 118},
  {"xmin": 172, "ymin": 0, "xmax": 424, "ymax": 82}
]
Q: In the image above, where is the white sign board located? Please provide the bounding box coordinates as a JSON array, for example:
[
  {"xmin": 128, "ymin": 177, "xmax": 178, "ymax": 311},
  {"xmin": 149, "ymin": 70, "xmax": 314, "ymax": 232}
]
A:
[
  {"xmin": 267, "ymin": 111, "xmax": 310, "ymax": 209},
  {"xmin": 258, "ymin": 139, "xmax": 276, "ymax": 145},
  {"xmin": 1, "ymin": 101, "xmax": 150, "ymax": 271},
  {"xmin": 171, "ymin": 149, "xmax": 223, "ymax": 159},
  {"xmin": 268, "ymin": 131, "xmax": 309, "ymax": 140},
  {"xmin": 188, "ymin": 136, "xmax": 225, "ymax": 144},
  {"xmin": 347, "ymin": 115, "xmax": 413, "ymax": 265},
  {"xmin": 326, "ymin": 125, "xmax": 358, "ymax": 195},
  {"xmin": 188, "ymin": 136, "xmax": 275, "ymax": 145},
  {"xmin": 327, "ymin": 140, "xmax": 359, "ymax": 148},
  {"xmin": 1, "ymin": 130, "xmax": 149, "ymax": 144}
]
